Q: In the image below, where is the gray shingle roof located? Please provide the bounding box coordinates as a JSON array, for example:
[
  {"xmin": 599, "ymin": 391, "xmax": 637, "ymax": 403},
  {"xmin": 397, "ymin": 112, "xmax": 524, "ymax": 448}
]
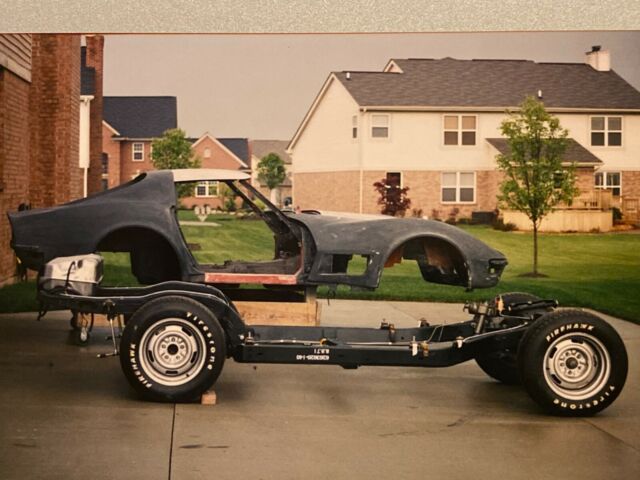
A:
[
  {"xmin": 219, "ymin": 138, "xmax": 250, "ymax": 164},
  {"xmin": 486, "ymin": 138, "xmax": 602, "ymax": 165},
  {"xmin": 103, "ymin": 96, "xmax": 177, "ymax": 138},
  {"xmin": 335, "ymin": 58, "xmax": 640, "ymax": 110},
  {"xmin": 251, "ymin": 140, "xmax": 292, "ymax": 165}
]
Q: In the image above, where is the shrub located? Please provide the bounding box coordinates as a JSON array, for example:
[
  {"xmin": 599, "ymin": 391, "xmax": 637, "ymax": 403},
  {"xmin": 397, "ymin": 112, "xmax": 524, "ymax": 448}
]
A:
[
  {"xmin": 373, "ymin": 179, "xmax": 411, "ymax": 217},
  {"xmin": 612, "ymin": 207, "xmax": 623, "ymax": 223},
  {"xmin": 493, "ymin": 218, "xmax": 517, "ymax": 231}
]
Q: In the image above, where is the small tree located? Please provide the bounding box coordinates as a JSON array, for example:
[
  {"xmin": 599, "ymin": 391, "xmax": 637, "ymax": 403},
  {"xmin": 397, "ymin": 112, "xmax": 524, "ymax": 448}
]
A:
[
  {"xmin": 151, "ymin": 128, "xmax": 201, "ymax": 198},
  {"xmin": 496, "ymin": 96, "xmax": 578, "ymax": 276},
  {"xmin": 257, "ymin": 153, "xmax": 287, "ymax": 204},
  {"xmin": 373, "ymin": 178, "xmax": 411, "ymax": 217}
]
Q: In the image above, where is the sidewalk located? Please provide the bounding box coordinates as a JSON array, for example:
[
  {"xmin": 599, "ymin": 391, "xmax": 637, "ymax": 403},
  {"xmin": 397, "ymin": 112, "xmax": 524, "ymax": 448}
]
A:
[{"xmin": 0, "ymin": 301, "xmax": 638, "ymax": 479}]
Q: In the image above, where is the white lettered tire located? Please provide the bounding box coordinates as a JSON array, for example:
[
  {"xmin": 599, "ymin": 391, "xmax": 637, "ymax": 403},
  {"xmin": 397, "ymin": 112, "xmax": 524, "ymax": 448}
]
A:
[
  {"xmin": 517, "ymin": 309, "xmax": 628, "ymax": 416},
  {"xmin": 119, "ymin": 296, "xmax": 226, "ymax": 402}
]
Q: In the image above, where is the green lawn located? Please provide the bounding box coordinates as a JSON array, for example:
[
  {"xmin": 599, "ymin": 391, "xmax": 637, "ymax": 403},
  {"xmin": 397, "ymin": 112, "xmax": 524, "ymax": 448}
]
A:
[{"xmin": 1, "ymin": 212, "xmax": 638, "ymax": 322}]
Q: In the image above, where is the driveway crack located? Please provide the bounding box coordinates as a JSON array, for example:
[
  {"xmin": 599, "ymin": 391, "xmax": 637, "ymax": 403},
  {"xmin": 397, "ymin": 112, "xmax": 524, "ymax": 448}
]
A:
[{"xmin": 168, "ymin": 403, "xmax": 176, "ymax": 480}]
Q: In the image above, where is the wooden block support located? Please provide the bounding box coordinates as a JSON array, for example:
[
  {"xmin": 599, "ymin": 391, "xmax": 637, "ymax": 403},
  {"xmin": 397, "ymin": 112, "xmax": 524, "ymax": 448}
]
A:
[
  {"xmin": 236, "ymin": 297, "xmax": 320, "ymax": 326},
  {"xmin": 86, "ymin": 288, "xmax": 321, "ymax": 328},
  {"xmin": 200, "ymin": 389, "xmax": 217, "ymax": 405}
]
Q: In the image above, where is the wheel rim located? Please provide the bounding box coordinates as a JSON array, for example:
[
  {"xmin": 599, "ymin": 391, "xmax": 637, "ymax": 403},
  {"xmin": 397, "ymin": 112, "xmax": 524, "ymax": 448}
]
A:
[
  {"xmin": 543, "ymin": 333, "xmax": 611, "ymax": 401},
  {"xmin": 139, "ymin": 318, "xmax": 206, "ymax": 386}
]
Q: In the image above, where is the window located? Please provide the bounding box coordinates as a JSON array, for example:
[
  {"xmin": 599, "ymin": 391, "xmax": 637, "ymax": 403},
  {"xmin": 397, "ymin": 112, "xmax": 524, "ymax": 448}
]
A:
[
  {"xmin": 443, "ymin": 115, "xmax": 476, "ymax": 146},
  {"xmin": 386, "ymin": 171, "xmax": 402, "ymax": 188},
  {"xmin": 195, "ymin": 181, "xmax": 219, "ymax": 198},
  {"xmin": 441, "ymin": 172, "xmax": 475, "ymax": 203},
  {"xmin": 591, "ymin": 116, "xmax": 622, "ymax": 146},
  {"xmin": 371, "ymin": 114, "xmax": 389, "ymax": 138},
  {"xmin": 595, "ymin": 172, "xmax": 621, "ymax": 196},
  {"xmin": 352, "ymin": 115, "xmax": 358, "ymax": 139},
  {"xmin": 101, "ymin": 153, "xmax": 109, "ymax": 174},
  {"xmin": 132, "ymin": 142, "xmax": 144, "ymax": 161},
  {"xmin": 204, "ymin": 147, "xmax": 211, "ymax": 158}
]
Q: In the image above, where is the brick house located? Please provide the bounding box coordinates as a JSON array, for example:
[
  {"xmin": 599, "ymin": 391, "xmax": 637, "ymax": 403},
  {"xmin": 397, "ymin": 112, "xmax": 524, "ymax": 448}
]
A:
[
  {"xmin": 102, "ymin": 99, "xmax": 251, "ymax": 209},
  {"xmin": 102, "ymin": 96, "xmax": 177, "ymax": 188},
  {"xmin": 250, "ymin": 140, "xmax": 293, "ymax": 206},
  {"xmin": 182, "ymin": 133, "xmax": 251, "ymax": 209},
  {"xmin": 288, "ymin": 47, "xmax": 640, "ymax": 220},
  {"xmin": 0, "ymin": 34, "xmax": 104, "ymax": 286}
]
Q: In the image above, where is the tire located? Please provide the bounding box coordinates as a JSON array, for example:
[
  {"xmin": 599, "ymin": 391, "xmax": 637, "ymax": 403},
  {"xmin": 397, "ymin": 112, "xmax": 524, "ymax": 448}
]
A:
[
  {"xmin": 475, "ymin": 292, "xmax": 544, "ymax": 384},
  {"xmin": 119, "ymin": 296, "xmax": 226, "ymax": 402},
  {"xmin": 517, "ymin": 309, "xmax": 628, "ymax": 416},
  {"xmin": 476, "ymin": 350, "xmax": 520, "ymax": 384}
]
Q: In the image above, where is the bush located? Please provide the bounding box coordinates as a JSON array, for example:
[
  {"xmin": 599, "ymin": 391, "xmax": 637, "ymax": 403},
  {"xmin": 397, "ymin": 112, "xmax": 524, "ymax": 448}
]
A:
[
  {"xmin": 411, "ymin": 208, "xmax": 424, "ymax": 218},
  {"xmin": 224, "ymin": 197, "xmax": 236, "ymax": 212},
  {"xmin": 493, "ymin": 218, "xmax": 517, "ymax": 231},
  {"xmin": 373, "ymin": 179, "xmax": 411, "ymax": 216},
  {"xmin": 612, "ymin": 207, "xmax": 623, "ymax": 223}
]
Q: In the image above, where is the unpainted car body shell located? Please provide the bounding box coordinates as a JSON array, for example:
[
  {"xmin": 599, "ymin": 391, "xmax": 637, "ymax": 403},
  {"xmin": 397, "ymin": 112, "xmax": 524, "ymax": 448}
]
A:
[{"xmin": 8, "ymin": 170, "xmax": 507, "ymax": 290}]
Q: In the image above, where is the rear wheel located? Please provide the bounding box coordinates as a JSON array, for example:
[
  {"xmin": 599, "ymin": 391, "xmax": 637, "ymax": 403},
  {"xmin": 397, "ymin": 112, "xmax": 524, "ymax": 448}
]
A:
[
  {"xmin": 518, "ymin": 309, "xmax": 628, "ymax": 416},
  {"xmin": 119, "ymin": 296, "xmax": 226, "ymax": 402},
  {"xmin": 475, "ymin": 292, "xmax": 546, "ymax": 384}
]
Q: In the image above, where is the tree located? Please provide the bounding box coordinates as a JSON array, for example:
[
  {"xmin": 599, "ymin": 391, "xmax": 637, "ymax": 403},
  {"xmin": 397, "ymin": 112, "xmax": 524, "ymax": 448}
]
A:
[
  {"xmin": 373, "ymin": 178, "xmax": 411, "ymax": 217},
  {"xmin": 151, "ymin": 128, "xmax": 201, "ymax": 198},
  {"xmin": 496, "ymin": 96, "xmax": 578, "ymax": 276},
  {"xmin": 257, "ymin": 153, "xmax": 287, "ymax": 204}
]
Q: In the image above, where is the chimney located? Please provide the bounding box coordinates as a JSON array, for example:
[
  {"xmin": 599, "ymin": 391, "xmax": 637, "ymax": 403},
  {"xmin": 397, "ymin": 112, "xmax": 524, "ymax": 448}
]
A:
[{"xmin": 586, "ymin": 45, "xmax": 610, "ymax": 72}]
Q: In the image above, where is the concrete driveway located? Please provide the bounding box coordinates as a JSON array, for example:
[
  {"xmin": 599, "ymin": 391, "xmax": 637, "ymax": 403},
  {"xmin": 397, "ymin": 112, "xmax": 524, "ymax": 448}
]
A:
[{"xmin": 0, "ymin": 300, "xmax": 638, "ymax": 479}]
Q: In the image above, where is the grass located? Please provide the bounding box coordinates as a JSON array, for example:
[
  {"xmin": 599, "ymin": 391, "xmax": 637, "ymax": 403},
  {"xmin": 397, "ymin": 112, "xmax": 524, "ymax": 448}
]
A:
[{"xmin": 1, "ymin": 212, "xmax": 638, "ymax": 322}]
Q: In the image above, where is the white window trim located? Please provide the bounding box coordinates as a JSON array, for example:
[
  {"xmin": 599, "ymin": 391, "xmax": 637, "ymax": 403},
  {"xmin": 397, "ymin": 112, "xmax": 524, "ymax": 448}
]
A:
[
  {"xmin": 370, "ymin": 113, "xmax": 391, "ymax": 140},
  {"xmin": 195, "ymin": 181, "xmax": 219, "ymax": 198},
  {"xmin": 132, "ymin": 142, "xmax": 145, "ymax": 162},
  {"xmin": 442, "ymin": 114, "xmax": 478, "ymax": 147},
  {"xmin": 441, "ymin": 171, "xmax": 476, "ymax": 204},
  {"xmin": 589, "ymin": 115, "xmax": 623, "ymax": 148},
  {"xmin": 594, "ymin": 171, "xmax": 622, "ymax": 196}
]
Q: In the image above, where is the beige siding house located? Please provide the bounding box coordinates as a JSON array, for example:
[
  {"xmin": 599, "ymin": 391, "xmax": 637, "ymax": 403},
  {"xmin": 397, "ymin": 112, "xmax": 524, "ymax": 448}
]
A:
[{"xmin": 288, "ymin": 47, "xmax": 640, "ymax": 222}]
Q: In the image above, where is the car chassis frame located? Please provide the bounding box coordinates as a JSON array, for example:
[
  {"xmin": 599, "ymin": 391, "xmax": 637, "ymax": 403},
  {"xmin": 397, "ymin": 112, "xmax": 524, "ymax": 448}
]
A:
[{"xmin": 39, "ymin": 280, "xmax": 554, "ymax": 369}]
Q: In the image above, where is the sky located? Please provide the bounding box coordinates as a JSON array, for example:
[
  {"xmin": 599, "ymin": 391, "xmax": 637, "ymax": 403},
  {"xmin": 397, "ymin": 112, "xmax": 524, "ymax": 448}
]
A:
[{"xmin": 103, "ymin": 32, "xmax": 640, "ymax": 140}]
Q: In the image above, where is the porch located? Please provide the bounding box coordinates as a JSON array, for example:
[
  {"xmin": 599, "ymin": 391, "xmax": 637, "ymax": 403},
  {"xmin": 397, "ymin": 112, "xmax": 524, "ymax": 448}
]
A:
[{"xmin": 503, "ymin": 190, "xmax": 616, "ymax": 232}]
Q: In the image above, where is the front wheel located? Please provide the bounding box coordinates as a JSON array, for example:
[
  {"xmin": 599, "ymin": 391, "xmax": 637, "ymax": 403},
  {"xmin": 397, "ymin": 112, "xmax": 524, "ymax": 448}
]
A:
[
  {"xmin": 517, "ymin": 309, "xmax": 628, "ymax": 416},
  {"xmin": 119, "ymin": 296, "xmax": 226, "ymax": 402}
]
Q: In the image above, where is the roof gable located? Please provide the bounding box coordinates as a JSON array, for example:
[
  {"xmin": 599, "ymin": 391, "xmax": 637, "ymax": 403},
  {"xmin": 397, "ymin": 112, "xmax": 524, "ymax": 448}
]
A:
[
  {"xmin": 251, "ymin": 140, "xmax": 292, "ymax": 165},
  {"xmin": 103, "ymin": 96, "xmax": 177, "ymax": 139},
  {"xmin": 190, "ymin": 133, "xmax": 249, "ymax": 168},
  {"xmin": 335, "ymin": 58, "xmax": 640, "ymax": 110}
]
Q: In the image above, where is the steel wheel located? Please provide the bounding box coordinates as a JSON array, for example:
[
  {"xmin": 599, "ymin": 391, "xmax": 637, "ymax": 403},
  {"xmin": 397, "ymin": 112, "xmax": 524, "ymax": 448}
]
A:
[
  {"xmin": 120, "ymin": 296, "xmax": 226, "ymax": 402},
  {"xmin": 543, "ymin": 334, "xmax": 610, "ymax": 401},
  {"xmin": 139, "ymin": 318, "xmax": 208, "ymax": 386},
  {"xmin": 518, "ymin": 309, "xmax": 627, "ymax": 416}
]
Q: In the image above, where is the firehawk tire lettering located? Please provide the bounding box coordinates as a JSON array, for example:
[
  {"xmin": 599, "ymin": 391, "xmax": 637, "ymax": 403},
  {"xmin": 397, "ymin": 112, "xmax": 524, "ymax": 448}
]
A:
[{"xmin": 518, "ymin": 309, "xmax": 627, "ymax": 417}]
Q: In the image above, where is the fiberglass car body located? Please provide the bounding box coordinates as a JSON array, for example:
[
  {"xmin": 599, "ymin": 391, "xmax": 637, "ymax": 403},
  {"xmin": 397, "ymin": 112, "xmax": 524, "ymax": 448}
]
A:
[{"xmin": 9, "ymin": 169, "xmax": 507, "ymax": 292}]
